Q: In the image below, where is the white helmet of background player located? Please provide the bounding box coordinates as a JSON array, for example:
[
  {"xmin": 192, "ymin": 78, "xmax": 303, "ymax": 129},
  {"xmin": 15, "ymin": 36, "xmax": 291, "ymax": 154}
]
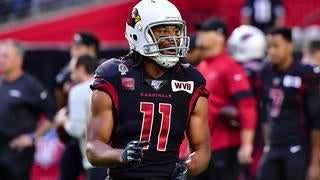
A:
[
  {"xmin": 228, "ymin": 25, "xmax": 267, "ymax": 62},
  {"xmin": 125, "ymin": 0, "xmax": 189, "ymax": 68}
]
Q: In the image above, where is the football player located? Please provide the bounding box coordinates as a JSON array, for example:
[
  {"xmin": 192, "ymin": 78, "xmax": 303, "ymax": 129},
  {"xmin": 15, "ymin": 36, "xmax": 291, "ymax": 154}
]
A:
[
  {"xmin": 257, "ymin": 27, "xmax": 320, "ymax": 180},
  {"xmin": 86, "ymin": 0, "xmax": 211, "ymax": 179}
]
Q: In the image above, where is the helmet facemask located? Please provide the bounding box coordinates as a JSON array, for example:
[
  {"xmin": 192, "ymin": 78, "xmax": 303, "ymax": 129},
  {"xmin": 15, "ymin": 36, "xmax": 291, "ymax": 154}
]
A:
[{"xmin": 142, "ymin": 21, "xmax": 189, "ymax": 68}]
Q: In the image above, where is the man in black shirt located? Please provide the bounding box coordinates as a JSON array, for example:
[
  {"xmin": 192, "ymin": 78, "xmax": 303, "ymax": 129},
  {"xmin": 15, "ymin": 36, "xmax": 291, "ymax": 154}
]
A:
[
  {"xmin": 0, "ymin": 39, "xmax": 56, "ymax": 180},
  {"xmin": 257, "ymin": 27, "xmax": 320, "ymax": 180}
]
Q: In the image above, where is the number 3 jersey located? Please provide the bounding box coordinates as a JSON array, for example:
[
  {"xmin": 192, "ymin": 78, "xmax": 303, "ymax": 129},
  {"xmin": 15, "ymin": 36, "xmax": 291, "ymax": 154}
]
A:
[
  {"xmin": 90, "ymin": 58, "xmax": 209, "ymax": 178},
  {"xmin": 260, "ymin": 60, "xmax": 320, "ymax": 147}
]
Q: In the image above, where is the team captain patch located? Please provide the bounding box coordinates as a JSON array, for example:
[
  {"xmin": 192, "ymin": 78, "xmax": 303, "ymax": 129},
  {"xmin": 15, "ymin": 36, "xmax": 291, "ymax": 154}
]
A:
[{"xmin": 171, "ymin": 80, "xmax": 194, "ymax": 94}]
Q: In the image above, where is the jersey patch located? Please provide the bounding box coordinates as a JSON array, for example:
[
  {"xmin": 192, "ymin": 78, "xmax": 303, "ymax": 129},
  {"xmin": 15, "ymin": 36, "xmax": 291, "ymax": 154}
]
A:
[
  {"xmin": 171, "ymin": 80, "xmax": 194, "ymax": 94},
  {"xmin": 145, "ymin": 79, "xmax": 168, "ymax": 91},
  {"xmin": 283, "ymin": 75, "xmax": 301, "ymax": 88},
  {"xmin": 40, "ymin": 91, "xmax": 48, "ymax": 100},
  {"xmin": 121, "ymin": 77, "xmax": 135, "ymax": 90},
  {"xmin": 118, "ymin": 63, "xmax": 129, "ymax": 76},
  {"xmin": 9, "ymin": 89, "xmax": 21, "ymax": 98},
  {"xmin": 233, "ymin": 74, "xmax": 243, "ymax": 81}
]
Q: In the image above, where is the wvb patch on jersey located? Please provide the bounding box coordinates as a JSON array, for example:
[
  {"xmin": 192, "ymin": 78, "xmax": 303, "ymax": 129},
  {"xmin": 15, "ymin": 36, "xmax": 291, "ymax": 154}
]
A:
[
  {"xmin": 171, "ymin": 80, "xmax": 194, "ymax": 94},
  {"xmin": 145, "ymin": 79, "xmax": 167, "ymax": 91}
]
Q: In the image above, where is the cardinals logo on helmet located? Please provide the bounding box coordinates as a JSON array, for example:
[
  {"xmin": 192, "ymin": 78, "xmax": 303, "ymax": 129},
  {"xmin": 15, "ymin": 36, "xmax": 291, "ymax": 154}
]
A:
[
  {"xmin": 241, "ymin": 33, "xmax": 253, "ymax": 41},
  {"xmin": 127, "ymin": 8, "xmax": 141, "ymax": 28}
]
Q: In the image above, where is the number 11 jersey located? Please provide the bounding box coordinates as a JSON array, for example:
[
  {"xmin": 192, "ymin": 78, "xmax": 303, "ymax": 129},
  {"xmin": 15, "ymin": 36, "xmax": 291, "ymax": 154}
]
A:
[{"xmin": 90, "ymin": 58, "xmax": 209, "ymax": 179}]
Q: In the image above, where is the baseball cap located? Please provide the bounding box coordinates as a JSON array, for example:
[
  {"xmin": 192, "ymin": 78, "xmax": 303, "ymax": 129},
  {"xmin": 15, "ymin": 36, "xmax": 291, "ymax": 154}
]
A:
[
  {"xmin": 73, "ymin": 32, "xmax": 100, "ymax": 52},
  {"xmin": 195, "ymin": 18, "xmax": 228, "ymax": 37}
]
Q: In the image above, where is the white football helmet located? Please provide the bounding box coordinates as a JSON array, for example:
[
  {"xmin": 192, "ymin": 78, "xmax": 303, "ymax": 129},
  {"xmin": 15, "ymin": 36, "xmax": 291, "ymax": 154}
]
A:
[
  {"xmin": 227, "ymin": 25, "xmax": 267, "ymax": 62},
  {"xmin": 125, "ymin": 0, "xmax": 189, "ymax": 68}
]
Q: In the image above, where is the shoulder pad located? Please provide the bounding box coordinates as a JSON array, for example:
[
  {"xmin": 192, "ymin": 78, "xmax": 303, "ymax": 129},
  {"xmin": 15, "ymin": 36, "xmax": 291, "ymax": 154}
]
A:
[
  {"xmin": 299, "ymin": 63, "xmax": 318, "ymax": 74},
  {"xmin": 94, "ymin": 58, "xmax": 130, "ymax": 79}
]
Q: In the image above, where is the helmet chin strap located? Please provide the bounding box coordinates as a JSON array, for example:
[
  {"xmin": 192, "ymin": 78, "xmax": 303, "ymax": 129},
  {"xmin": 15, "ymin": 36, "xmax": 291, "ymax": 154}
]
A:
[{"xmin": 152, "ymin": 55, "xmax": 179, "ymax": 68}]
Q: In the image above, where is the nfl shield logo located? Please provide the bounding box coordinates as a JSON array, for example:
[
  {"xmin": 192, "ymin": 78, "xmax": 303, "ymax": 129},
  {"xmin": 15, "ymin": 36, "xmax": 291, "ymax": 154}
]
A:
[
  {"xmin": 151, "ymin": 80, "xmax": 163, "ymax": 90},
  {"xmin": 144, "ymin": 79, "xmax": 168, "ymax": 91}
]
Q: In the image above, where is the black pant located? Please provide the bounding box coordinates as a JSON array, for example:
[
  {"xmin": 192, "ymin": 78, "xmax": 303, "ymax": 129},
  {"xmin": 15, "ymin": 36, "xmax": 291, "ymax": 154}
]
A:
[
  {"xmin": 0, "ymin": 145, "xmax": 35, "ymax": 180},
  {"xmin": 86, "ymin": 167, "xmax": 107, "ymax": 180},
  {"xmin": 256, "ymin": 145, "xmax": 307, "ymax": 180},
  {"xmin": 59, "ymin": 139, "xmax": 84, "ymax": 180},
  {"xmin": 190, "ymin": 146, "xmax": 241, "ymax": 180},
  {"xmin": 108, "ymin": 177, "xmax": 171, "ymax": 180}
]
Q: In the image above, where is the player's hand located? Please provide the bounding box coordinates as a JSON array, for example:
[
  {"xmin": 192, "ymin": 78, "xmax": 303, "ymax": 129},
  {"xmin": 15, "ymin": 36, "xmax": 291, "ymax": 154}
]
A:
[
  {"xmin": 307, "ymin": 163, "xmax": 320, "ymax": 180},
  {"xmin": 122, "ymin": 140, "xmax": 150, "ymax": 164},
  {"xmin": 171, "ymin": 162, "xmax": 188, "ymax": 180},
  {"xmin": 9, "ymin": 134, "xmax": 34, "ymax": 152},
  {"xmin": 219, "ymin": 105, "xmax": 239, "ymax": 128},
  {"xmin": 54, "ymin": 107, "xmax": 68, "ymax": 127},
  {"xmin": 237, "ymin": 143, "xmax": 253, "ymax": 164}
]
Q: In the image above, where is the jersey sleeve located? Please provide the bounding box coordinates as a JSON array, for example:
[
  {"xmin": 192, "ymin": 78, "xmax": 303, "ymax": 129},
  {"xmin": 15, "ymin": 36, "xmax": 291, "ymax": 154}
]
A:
[
  {"xmin": 195, "ymin": 72, "xmax": 210, "ymax": 99},
  {"xmin": 90, "ymin": 58, "xmax": 123, "ymax": 110},
  {"xmin": 187, "ymin": 65, "xmax": 210, "ymax": 98},
  {"xmin": 303, "ymin": 66, "xmax": 320, "ymax": 130},
  {"xmin": 55, "ymin": 64, "xmax": 71, "ymax": 89},
  {"xmin": 224, "ymin": 63, "xmax": 253, "ymax": 103},
  {"xmin": 29, "ymin": 76, "xmax": 56, "ymax": 121},
  {"xmin": 224, "ymin": 63, "xmax": 257, "ymax": 130},
  {"xmin": 184, "ymin": 65, "xmax": 210, "ymax": 124}
]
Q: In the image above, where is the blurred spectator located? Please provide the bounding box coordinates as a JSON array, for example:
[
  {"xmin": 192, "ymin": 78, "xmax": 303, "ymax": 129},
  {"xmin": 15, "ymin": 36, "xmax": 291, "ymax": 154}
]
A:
[
  {"xmin": 54, "ymin": 31, "xmax": 100, "ymax": 180},
  {"xmin": 257, "ymin": 27, "xmax": 320, "ymax": 180},
  {"xmin": 303, "ymin": 40, "xmax": 320, "ymax": 66},
  {"xmin": 228, "ymin": 24, "xmax": 267, "ymax": 180},
  {"xmin": 184, "ymin": 33, "xmax": 202, "ymax": 66},
  {"xmin": 13, "ymin": 0, "xmax": 32, "ymax": 18},
  {"xmin": 302, "ymin": 25, "xmax": 320, "ymax": 50},
  {"xmin": 54, "ymin": 55, "xmax": 106, "ymax": 180},
  {"xmin": 291, "ymin": 26, "xmax": 305, "ymax": 55},
  {"xmin": 301, "ymin": 25, "xmax": 320, "ymax": 63},
  {"xmin": 191, "ymin": 18, "xmax": 257, "ymax": 180},
  {"xmin": 55, "ymin": 31, "xmax": 100, "ymax": 109},
  {"xmin": 0, "ymin": 0, "xmax": 32, "ymax": 23},
  {"xmin": 241, "ymin": 0, "xmax": 286, "ymax": 33},
  {"xmin": 0, "ymin": 0, "xmax": 12, "ymax": 23},
  {"xmin": 0, "ymin": 39, "xmax": 56, "ymax": 180}
]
